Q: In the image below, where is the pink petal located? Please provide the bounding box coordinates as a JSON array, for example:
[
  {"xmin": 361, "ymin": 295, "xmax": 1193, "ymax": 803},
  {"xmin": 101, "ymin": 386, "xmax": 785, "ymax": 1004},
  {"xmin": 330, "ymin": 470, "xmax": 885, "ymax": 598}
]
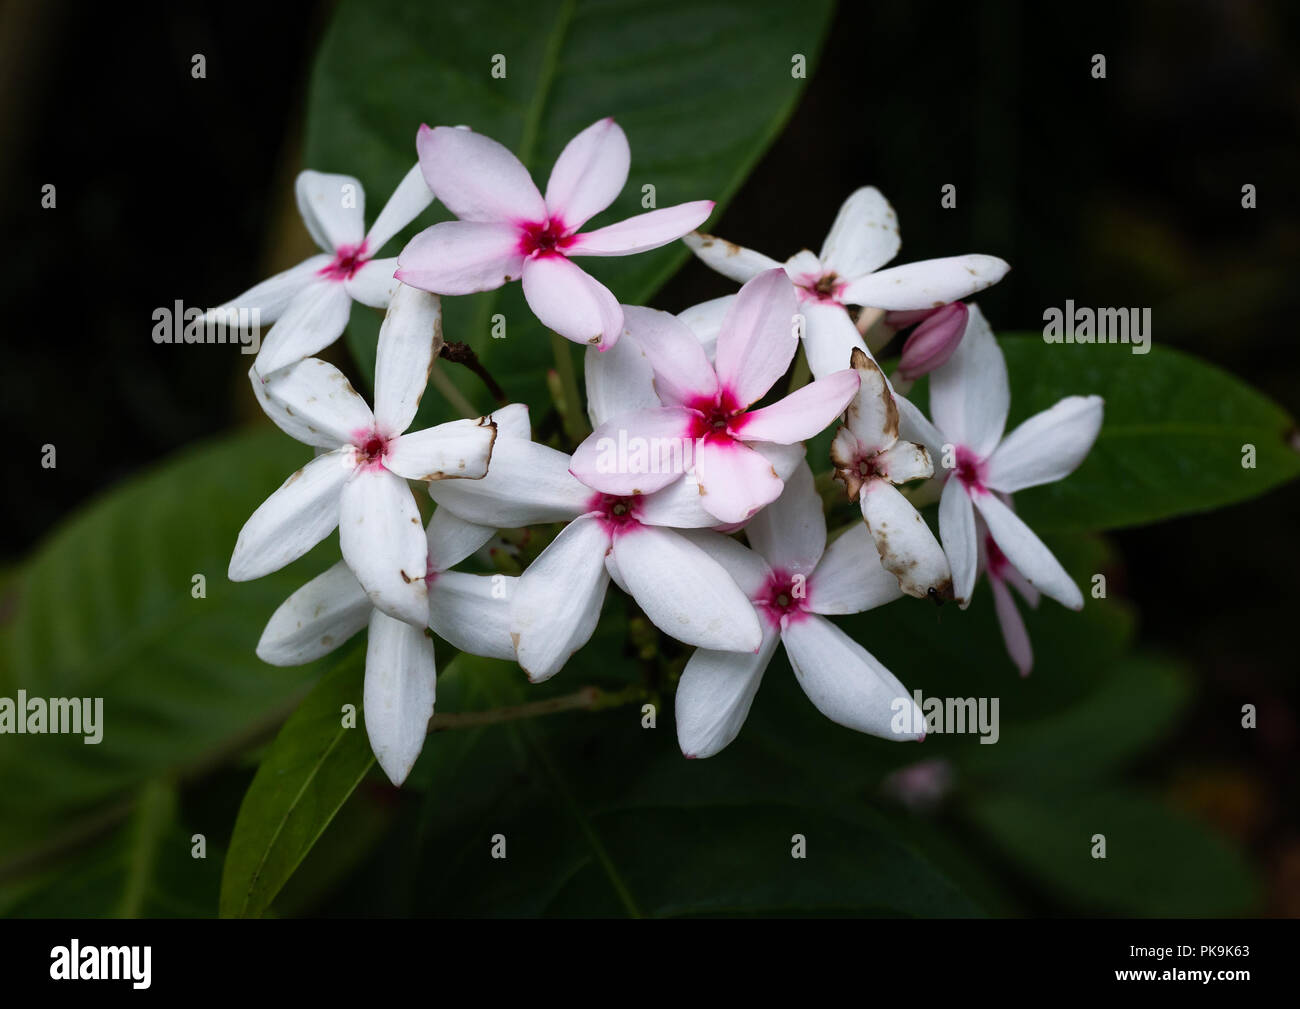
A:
[
  {"xmin": 630, "ymin": 307, "xmax": 718, "ymax": 407},
  {"xmin": 990, "ymin": 575, "xmax": 1034, "ymax": 676},
  {"xmin": 543, "ymin": 117, "xmax": 630, "ymax": 231},
  {"xmin": 714, "ymin": 268, "xmax": 800, "ymax": 408},
  {"xmin": 520, "ymin": 255, "xmax": 622, "ymax": 347},
  {"xmin": 395, "ymin": 220, "xmax": 525, "ymax": 294},
  {"xmin": 898, "ymin": 301, "xmax": 968, "ymax": 380},
  {"xmin": 569, "ymin": 405, "xmax": 698, "ymax": 496},
  {"xmin": 733, "ymin": 369, "xmax": 860, "ymax": 444},
  {"xmin": 416, "ymin": 124, "xmax": 545, "ymax": 223},
  {"xmin": 568, "ymin": 201, "xmax": 714, "ymax": 257},
  {"xmin": 694, "ymin": 437, "xmax": 784, "ymax": 524}
]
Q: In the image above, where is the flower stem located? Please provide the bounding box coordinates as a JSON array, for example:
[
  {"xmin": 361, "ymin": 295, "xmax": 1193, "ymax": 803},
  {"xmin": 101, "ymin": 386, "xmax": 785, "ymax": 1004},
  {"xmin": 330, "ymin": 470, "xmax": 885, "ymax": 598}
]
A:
[
  {"xmin": 440, "ymin": 341, "xmax": 508, "ymax": 406},
  {"xmin": 549, "ymin": 331, "xmax": 590, "ymax": 445},
  {"xmin": 427, "ymin": 684, "xmax": 645, "ymax": 733}
]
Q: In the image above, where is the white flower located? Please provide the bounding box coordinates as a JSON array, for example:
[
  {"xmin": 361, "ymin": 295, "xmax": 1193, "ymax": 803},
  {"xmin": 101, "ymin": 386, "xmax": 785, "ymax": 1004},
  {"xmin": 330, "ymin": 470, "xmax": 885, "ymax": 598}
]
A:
[
  {"xmin": 395, "ymin": 118, "xmax": 713, "ymax": 348},
  {"xmin": 426, "ymin": 400, "xmax": 798, "ymax": 682},
  {"xmin": 684, "ymin": 186, "xmax": 1009, "ymax": 379},
  {"xmin": 207, "ymin": 165, "xmax": 433, "ymax": 376},
  {"xmin": 256, "ymin": 507, "xmax": 517, "ymax": 785},
  {"xmin": 830, "ymin": 349, "xmax": 952, "ymax": 600},
  {"xmin": 229, "ymin": 285, "xmax": 497, "ymax": 626},
  {"xmin": 895, "ymin": 305, "xmax": 1104, "ymax": 609},
  {"xmin": 674, "ymin": 462, "xmax": 925, "ymax": 758},
  {"xmin": 570, "ymin": 270, "xmax": 860, "ymax": 524}
]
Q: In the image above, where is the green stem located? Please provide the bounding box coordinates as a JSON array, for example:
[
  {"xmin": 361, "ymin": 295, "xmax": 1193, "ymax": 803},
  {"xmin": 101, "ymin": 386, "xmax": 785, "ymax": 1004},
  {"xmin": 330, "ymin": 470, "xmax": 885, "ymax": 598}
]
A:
[{"xmin": 428, "ymin": 685, "xmax": 645, "ymax": 732}]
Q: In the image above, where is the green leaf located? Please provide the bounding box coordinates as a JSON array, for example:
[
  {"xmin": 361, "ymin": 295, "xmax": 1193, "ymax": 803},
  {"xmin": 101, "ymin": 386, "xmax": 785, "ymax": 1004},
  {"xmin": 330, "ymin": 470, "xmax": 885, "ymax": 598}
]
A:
[
  {"xmin": 963, "ymin": 787, "xmax": 1260, "ymax": 916},
  {"xmin": 0, "ymin": 428, "xmax": 335, "ymax": 826},
  {"xmin": 219, "ymin": 647, "xmax": 374, "ymax": 918},
  {"xmin": 998, "ymin": 335, "xmax": 1300, "ymax": 532},
  {"xmin": 304, "ymin": 0, "xmax": 836, "ymax": 422}
]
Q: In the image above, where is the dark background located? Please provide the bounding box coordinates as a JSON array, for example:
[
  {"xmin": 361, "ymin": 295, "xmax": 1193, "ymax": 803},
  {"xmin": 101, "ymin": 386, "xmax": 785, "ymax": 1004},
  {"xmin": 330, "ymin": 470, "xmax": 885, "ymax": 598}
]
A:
[{"xmin": 2, "ymin": 0, "xmax": 1297, "ymax": 912}]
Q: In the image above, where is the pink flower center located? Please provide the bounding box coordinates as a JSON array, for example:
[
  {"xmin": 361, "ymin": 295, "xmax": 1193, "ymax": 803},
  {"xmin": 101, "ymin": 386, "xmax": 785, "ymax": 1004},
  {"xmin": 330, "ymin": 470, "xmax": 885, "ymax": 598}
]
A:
[
  {"xmin": 319, "ymin": 241, "xmax": 369, "ymax": 282},
  {"xmin": 794, "ymin": 270, "xmax": 845, "ymax": 305},
  {"xmin": 755, "ymin": 569, "xmax": 811, "ymax": 629},
  {"xmin": 588, "ymin": 493, "xmax": 641, "ymax": 536},
  {"xmin": 686, "ymin": 388, "xmax": 746, "ymax": 442},
  {"xmin": 954, "ymin": 445, "xmax": 987, "ymax": 493},
  {"xmin": 352, "ymin": 428, "xmax": 394, "ymax": 471},
  {"xmin": 519, "ymin": 217, "xmax": 575, "ymax": 258}
]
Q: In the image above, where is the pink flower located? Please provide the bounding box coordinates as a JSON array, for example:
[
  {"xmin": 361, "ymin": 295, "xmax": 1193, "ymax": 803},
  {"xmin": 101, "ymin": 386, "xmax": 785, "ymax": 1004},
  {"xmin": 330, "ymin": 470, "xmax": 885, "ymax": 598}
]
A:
[
  {"xmin": 396, "ymin": 118, "xmax": 714, "ymax": 348},
  {"xmin": 570, "ymin": 269, "xmax": 860, "ymax": 524}
]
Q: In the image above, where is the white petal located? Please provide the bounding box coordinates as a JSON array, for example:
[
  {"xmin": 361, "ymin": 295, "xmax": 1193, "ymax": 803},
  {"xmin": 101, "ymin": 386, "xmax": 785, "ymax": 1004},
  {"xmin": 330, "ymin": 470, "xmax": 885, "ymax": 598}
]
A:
[
  {"xmin": 839, "ymin": 254, "xmax": 1010, "ymax": 311},
  {"xmin": 569, "ymin": 406, "xmax": 697, "ymax": 497},
  {"xmin": 338, "ymin": 467, "xmax": 429, "ymax": 626},
  {"xmin": 569, "ymin": 202, "xmax": 714, "ymax": 256},
  {"xmin": 677, "ymin": 295, "xmax": 733, "ymax": 361},
  {"xmin": 295, "ymin": 170, "xmax": 366, "ymax": 252},
  {"xmin": 384, "ymin": 417, "xmax": 495, "ymax": 482},
  {"xmin": 584, "ymin": 317, "xmax": 659, "ymax": 429},
  {"xmin": 373, "ymin": 284, "xmax": 442, "ymax": 434},
  {"xmin": 415, "ymin": 124, "xmax": 545, "ymax": 223},
  {"xmin": 894, "ymin": 392, "xmax": 946, "ymax": 459},
  {"xmin": 683, "ymin": 232, "xmax": 782, "ymax": 283},
  {"xmin": 426, "ymin": 438, "xmax": 589, "ymax": 527},
  {"xmin": 972, "ymin": 491, "xmax": 1083, "ymax": 610},
  {"xmin": 366, "ymin": 162, "xmax": 434, "ymax": 253},
  {"xmin": 256, "ymin": 561, "xmax": 371, "ymax": 666},
  {"xmin": 675, "ymin": 628, "xmax": 780, "ymax": 758},
  {"xmin": 744, "ymin": 460, "xmax": 825, "ymax": 575},
  {"xmin": 678, "ymin": 529, "xmax": 773, "ymax": 599},
  {"xmin": 634, "ymin": 470, "xmax": 717, "ymax": 529},
  {"xmin": 990, "ymin": 576, "xmax": 1033, "ymax": 676},
  {"xmin": 427, "ymin": 571, "xmax": 516, "ymax": 661},
  {"xmin": 939, "ymin": 476, "xmax": 978, "ymax": 608},
  {"xmin": 510, "ymin": 515, "xmax": 610, "ymax": 681},
  {"xmin": 800, "ymin": 300, "xmax": 871, "ymax": 382},
  {"xmin": 807, "ymin": 523, "xmax": 904, "ymax": 615},
  {"xmin": 751, "ymin": 440, "xmax": 806, "ymax": 483},
  {"xmin": 229, "ymin": 448, "xmax": 355, "ymax": 581},
  {"xmin": 344, "ymin": 258, "xmax": 401, "ymax": 309},
  {"xmin": 626, "ymin": 306, "xmax": 718, "ymax": 407},
  {"xmin": 425, "ymin": 506, "xmax": 496, "ymax": 573},
  {"xmin": 928, "ymin": 303, "xmax": 1009, "ymax": 458},
  {"xmin": 817, "ymin": 186, "xmax": 901, "ymax": 279},
  {"xmin": 782, "ymin": 615, "xmax": 924, "ymax": 741},
  {"xmin": 543, "ymin": 117, "xmax": 629, "ymax": 230},
  {"xmin": 985, "ymin": 395, "xmax": 1104, "ymax": 494},
  {"xmin": 612, "ymin": 525, "xmax": 762, "ymax": 651},
  {"xmin": 364, "ymin": 609, "xmax": 436, "ymax": 786},
  {"xmin": 521, "ymin": 254, "xmax": 622, "ymax": 348},
  {"xmin": 260, "ymin": 357, "xmax": 375, "ymax": 449},
  {"xmin": 253, "ymin": 281, "xmax": 353, "ymax": 377},
  {"xmin": 714, "ymin": 268, "xmax": 800, "ymax": 407},
  {"xmin": 205, "ymin": 255, "xmax": 330, "ymax": 327},
  {"xmin": 859, "ymin": 479, "xmax": 953, "ymax": 600},
  {"xmin": 394, "ymin": 220, "xmax": 525, "ymax": 294},
  {"xmin": 490, "ymin": 402, "xmax": 532, "ymax": 440}
]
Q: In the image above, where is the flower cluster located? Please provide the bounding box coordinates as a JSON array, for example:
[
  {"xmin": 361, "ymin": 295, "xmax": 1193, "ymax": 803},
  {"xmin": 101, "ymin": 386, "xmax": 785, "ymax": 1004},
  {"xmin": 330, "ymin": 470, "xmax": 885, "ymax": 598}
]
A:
[{"xmin": 215, "ymin": 118, "xmax": 1103, "ymax": 785}]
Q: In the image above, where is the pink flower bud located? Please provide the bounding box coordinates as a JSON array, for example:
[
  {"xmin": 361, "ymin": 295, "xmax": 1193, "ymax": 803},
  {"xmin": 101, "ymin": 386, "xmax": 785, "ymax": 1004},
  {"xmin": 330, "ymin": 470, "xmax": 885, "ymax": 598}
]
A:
[
  {"xmin": 897, "ymin": 301, "xmax": 968, "ymax": 380},
  {"xmin": 884, "ymin": 307, "xmax": 941, "ymax": 330}
]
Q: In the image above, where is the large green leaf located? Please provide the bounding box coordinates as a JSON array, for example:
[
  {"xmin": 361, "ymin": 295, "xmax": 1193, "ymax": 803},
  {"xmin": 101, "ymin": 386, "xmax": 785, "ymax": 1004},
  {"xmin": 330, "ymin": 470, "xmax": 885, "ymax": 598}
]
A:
[
  {"xmin": 998, "ymin": 336, "xmax": 1300, "ymax": 532},
  {"xmin": 304, "ymin": 0, "xmax": 836, "ymax": 422}
]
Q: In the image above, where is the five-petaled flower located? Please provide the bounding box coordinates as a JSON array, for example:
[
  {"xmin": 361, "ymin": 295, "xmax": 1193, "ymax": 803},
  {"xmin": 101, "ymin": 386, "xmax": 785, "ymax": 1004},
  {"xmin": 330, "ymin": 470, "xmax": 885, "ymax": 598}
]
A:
[
  {"xmin": 208, "ymin": 165, "xmax": 434, "ymax": 376},
  {"xmin": 684, "ymin": 186, "xmax": 1009, "ymax": 380},
  {"xmin": 571, "ymin": 269, "xmax": 860, "ymax": 524},
  {"xmin": 396, "ymin": 118, "xmax": 714, "ymax": 349},
  {"xmin": 674, "ymin": 462, "xmax": 926, "ymax": 758},
  {"xmin": 894, "ymin": 304, "xmax": 1104, "ymax": 610},
  {"xmin": 230, "ymin": 285, "xmax": 498, "ymax": 626}
]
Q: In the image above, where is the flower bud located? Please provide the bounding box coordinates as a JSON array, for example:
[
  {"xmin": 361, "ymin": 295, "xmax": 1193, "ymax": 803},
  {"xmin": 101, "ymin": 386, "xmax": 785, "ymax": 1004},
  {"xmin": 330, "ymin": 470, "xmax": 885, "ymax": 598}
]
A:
[{"xmin": 897, "ymin": 301, "xmax": 968, "ymax": 380}]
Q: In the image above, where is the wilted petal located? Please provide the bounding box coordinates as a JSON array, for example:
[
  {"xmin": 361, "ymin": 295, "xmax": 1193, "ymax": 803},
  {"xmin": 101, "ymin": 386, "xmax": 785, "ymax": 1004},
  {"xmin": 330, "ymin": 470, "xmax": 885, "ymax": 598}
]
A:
[
  {"xmin": 385, "ymin": 417, "xmax": 496, "ymax": 482},
  {"xmin": 745, "ymin": 460, "xmax": 825, "ymax": 575},
  {"xmin": 254, "ymin": 281, "xmax": 353, "ymax": 377},
  {"xmin": 260, "ymin": 357, "xmax": 375, "ymax": 449},
  {"xmin": 521, "ymin": 254, "xmax": 622, "ymax": 348},
  {"xmin": 928, "ymin": 304, "xmax": 1009, "ymax": 458},
  {"xmin": 373, "ymin": 285, "xmax": 443, "ymax": 434},
  {"xmin": 295, "ymin": 170, "xmax": 365, "ymax": 252},
  {"xmin": 229, "ymin": 448, "xmax": 355, "ymax": 581},
  {"xmin": 366, "ymin": 162, "xmax": 434, "ymax": 253},
  {"xmin": 570, "ymin": 201, "xmax": 714, "ymax": 256},
  {"xmin": 338, "ymin": 467, "xmax": 429, "ymax": 625},
  {"xmin": 694, "ymin": 437, "xmax": 785, "ymax": 524},
  {"xmin": 427, "ymin": 438, "xmax": 589, "ymax": 527},
  {"xmin": 859, "ymin": 478, "xmax": 953, "ymax": 600},
  {"xmin": 800, "ymin": 300, "xmax": 871, "ymax": 382},
  {"xmin": 874, "ymin": 439, "xmax": 933, "ymax": 484},
  {"xmin": 839, "ymin": 254, "xmax": 1010, "ymax": 311},
  {"xmin": 683, "ymin": 232, "xmax": 782, "ymax": 283},
  {"xmin": 612, "ymin": 525, "xmax": 762, "ymax": 652},
  {"xmin": 205, "ymin": 255, "xmax": 331, "ymax": 328},
  {"xmin": 510, "ymin": 515, "xmax": 610, "ymax": 681},
  {"xmin": 490, "ymin": 402, "xmax": 532, "ymax": 440},
  {"xmin": 841, "ymin": 348, "xmax": 899, "ymax": 454},
  {"xmin": 427, "ymin": 571, "xmax": 516, "ymax": 661},
  {"xmin": 544, "ymin": 117, "xmax": 630, "ymax": 230},
  {"xmin": 364, "ymin": 609, "xmax": 436, "ymax": 786},
  {"xmin": 972, "ymin": 490, "xmax": 1083, "ymax": 610},
  {"xmin": 675, "ymin": 629, "xmax": 781, "ymax": 758},
  {"xmin": 781, "ymin": 615, "xmax": 924, "ymax": 741},
  {"xmin": 939, "ymin": 476, "xmax": 978, "ymax": 608},
  {"xmin": 985, "ymin": 395, "xmax": 1104, "ymax": 494},
  {"xmin": 256, "ymin": 561, "xmax": 371, "ymax": 666},
  {"xmin": 570, "ymin": 406, "xmax": 697, "ymax": 496},
  {"xmin": 806, "ymin": 523, "xmax": 903, "ymax": 615},
  {"xmin": 425, "ymin": 505, "xmax": 496, "ymax": 573},
  {"xmin": 344, "ymin": 258, "xmax": 401, "ymax": 309},
  {"xmin": 416, "ymin": 124, "xmax": 545, "ymax": 223},
  {"xmin": 735, "ymin": 369, "xmax": 859, "ymax": 444},
  {"xmin": 395, "ymin": 220, "xmax": 526, "ymax": 295},
  {"xmin": 714, "ymin": 269, "xmax": 800, "ymax": 407},
  {"xmin": 818, "ymin": 186, "xmax": 901, "ymax": 280}
]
